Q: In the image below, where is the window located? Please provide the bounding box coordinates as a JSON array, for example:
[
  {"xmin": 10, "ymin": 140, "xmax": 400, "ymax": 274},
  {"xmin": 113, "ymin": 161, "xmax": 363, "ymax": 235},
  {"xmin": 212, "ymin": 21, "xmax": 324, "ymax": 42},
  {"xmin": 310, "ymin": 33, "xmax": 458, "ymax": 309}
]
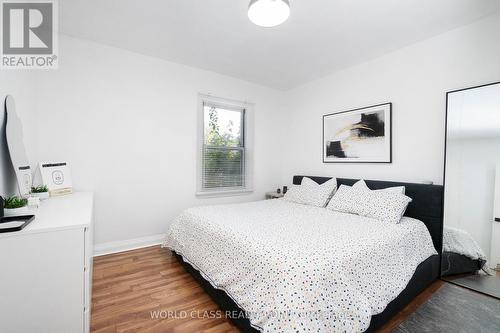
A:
[{"xmin": 198, "ymin": 95, "xmax": 252, "ymax": 195}]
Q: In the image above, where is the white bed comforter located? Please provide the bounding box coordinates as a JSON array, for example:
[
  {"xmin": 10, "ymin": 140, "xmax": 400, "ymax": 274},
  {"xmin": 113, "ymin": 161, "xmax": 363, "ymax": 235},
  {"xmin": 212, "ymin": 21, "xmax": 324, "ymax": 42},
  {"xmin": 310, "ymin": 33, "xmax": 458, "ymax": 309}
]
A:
[
  {"xmin": 163, "ymin": 199, "xmax": 437, "ymax": 333},
  {"xmin": 443, "ymin": 226, "xmax": 486, "ymax": 261}
]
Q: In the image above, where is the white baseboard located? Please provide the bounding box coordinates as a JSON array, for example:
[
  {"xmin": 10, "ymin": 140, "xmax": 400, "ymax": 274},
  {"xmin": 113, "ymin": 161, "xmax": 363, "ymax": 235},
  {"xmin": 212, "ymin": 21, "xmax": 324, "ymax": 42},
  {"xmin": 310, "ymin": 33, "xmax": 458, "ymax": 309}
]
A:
[{"xmin": 93, "ymin": 233, "xmax": 165, "ymax": 257}]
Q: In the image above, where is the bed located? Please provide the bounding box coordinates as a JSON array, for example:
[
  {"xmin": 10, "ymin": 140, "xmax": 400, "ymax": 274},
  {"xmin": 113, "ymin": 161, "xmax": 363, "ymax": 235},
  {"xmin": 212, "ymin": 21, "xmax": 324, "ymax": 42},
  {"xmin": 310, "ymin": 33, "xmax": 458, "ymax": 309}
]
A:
[
  {"xmin": 163, "ymin": 176, "xmax": 443, "ymax": 332},
  {"xmin": 441, "ymin": 226, "xmax": 487, "ymax": 276},
  {"xmin": 441, "ymin": 252, "xmax": 485, "ymax": 276}
]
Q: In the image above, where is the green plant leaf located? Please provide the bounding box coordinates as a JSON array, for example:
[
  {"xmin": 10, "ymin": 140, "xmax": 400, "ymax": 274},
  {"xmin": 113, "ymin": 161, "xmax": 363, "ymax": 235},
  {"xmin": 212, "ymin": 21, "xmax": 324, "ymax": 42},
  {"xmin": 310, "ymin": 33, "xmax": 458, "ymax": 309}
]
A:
[
  {"xmin": 31, "ymin": 185, "xmax": 49, "ymax": 193},
  {"xmin": 4, "ymin": 196, "xmax": 28, "ymax": 209}
]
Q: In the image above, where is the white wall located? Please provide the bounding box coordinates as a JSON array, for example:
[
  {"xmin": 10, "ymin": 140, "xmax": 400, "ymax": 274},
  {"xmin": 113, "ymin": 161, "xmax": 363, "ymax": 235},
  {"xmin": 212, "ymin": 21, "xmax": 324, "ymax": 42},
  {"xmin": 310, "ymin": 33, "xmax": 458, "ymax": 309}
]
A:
[
  {"xmin": 3, "ymin": 12, "xmax": 499, "ymax": 252},
  {"xmin": 25, "ymin": 36, "xmax": 285, "ymax": 246},
  {"xmin": 280, "ymin": 13, "xmax": 500, "ymax": 186}
]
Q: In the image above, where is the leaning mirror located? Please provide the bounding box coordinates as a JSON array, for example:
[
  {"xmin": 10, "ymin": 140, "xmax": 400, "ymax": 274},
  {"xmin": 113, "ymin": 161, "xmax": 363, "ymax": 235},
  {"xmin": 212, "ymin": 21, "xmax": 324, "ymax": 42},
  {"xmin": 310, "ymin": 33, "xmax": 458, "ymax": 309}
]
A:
[
  {"xmin": 5, "ymin": 95, "xmax": 32, "ymax": 196},
  {"xmin": 442, "ymin": 81, "xmax": 500, "ymax": 298}
]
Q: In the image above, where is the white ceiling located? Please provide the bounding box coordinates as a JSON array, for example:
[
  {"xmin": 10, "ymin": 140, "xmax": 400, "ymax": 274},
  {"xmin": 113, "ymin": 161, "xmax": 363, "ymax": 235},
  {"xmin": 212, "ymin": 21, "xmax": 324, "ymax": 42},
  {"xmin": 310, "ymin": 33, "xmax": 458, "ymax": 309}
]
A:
[{"xmin": 60, "ymin": 0, "xmax": 500, "ymax": 90}]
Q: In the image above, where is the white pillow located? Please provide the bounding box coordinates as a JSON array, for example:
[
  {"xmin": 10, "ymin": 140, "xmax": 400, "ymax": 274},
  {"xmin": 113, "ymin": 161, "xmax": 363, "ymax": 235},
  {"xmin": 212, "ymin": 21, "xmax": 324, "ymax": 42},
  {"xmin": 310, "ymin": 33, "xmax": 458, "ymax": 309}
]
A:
[
  {"xmin": 325, "ymin": 185, "xmax": 364, "ymax": 215},
  {"xmin": 352, "ymin": 179, "xmax": 405, "ymax": 194},
  {"xmin": 327, "ymin": 184, "xmax": 412, "ymax": 224},
  {"xmin": 283, "ymin": 177, "xmax": 337, "ymax": 207}
]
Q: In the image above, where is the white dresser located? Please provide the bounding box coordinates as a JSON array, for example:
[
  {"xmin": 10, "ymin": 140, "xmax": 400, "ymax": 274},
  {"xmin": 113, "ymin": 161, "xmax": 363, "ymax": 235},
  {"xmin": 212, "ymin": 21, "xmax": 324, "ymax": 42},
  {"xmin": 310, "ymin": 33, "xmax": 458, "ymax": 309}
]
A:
[{"xmin": 0, "ymin": 192, "xmax": 94, "ymax": 333}]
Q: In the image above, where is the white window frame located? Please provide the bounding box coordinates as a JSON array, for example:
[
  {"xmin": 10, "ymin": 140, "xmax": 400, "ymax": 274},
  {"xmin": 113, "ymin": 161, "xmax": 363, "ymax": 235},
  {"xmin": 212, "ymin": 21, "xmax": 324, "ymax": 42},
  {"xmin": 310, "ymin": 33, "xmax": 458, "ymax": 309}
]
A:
[{"xmin": 196, "ymin": 94, "xmax": 254, "ymax": 197}]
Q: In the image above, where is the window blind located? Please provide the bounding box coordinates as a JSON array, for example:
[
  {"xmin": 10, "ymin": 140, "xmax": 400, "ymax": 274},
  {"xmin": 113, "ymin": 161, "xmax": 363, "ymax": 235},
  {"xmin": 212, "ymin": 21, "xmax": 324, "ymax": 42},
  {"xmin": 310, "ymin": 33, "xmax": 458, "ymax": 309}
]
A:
[{"xmin": 202, "ymin": 103, "xmax": 246, "ymax": 191}]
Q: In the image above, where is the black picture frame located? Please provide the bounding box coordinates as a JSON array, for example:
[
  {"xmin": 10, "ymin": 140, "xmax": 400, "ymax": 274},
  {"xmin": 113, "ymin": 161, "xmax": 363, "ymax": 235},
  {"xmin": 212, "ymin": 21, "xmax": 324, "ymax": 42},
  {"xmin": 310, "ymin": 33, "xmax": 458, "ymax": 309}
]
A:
[{"xmin": 322, "ymin": 102, "xmax": 392, "ymax": 163}]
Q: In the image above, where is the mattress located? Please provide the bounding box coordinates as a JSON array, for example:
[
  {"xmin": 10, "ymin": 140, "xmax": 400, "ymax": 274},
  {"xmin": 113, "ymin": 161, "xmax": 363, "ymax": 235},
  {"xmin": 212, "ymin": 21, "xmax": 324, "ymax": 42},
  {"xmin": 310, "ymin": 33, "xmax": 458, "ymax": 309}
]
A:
[{"xmin": 163, "ymin": 199, "xmax": 437, "ymax": 333}]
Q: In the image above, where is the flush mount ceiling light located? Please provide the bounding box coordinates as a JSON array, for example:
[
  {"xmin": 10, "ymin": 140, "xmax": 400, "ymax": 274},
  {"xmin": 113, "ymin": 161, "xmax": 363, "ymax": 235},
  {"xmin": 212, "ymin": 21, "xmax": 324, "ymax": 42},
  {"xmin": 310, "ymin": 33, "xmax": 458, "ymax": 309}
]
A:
[{"xmin": 248, "ymin": 0, "xmax": 290, "ymax": 27}]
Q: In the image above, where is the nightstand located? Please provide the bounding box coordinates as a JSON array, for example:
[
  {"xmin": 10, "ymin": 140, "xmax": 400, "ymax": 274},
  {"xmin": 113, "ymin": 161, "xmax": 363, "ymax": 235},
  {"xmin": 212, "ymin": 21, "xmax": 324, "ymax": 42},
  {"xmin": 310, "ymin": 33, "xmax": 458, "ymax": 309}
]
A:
[{"xmin": 266, "ymin": 191, "xmax": 284, "ymax": 199}]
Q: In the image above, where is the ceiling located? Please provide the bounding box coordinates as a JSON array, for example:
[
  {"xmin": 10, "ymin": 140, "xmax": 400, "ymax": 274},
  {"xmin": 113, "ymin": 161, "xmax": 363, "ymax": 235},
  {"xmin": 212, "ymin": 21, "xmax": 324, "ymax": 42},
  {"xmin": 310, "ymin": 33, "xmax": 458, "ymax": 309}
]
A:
[{"xmin": 60, "ymin": 0, "xmax": 500, "ymax": 90}]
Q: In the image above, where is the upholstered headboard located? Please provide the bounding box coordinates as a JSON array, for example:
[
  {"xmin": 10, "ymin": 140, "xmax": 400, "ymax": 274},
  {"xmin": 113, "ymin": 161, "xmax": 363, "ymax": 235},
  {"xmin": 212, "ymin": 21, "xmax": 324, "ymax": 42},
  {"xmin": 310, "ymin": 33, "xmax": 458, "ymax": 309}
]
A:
[{"xmin": 293, "ymin": 176, "xmax": 444, "ymax": 252}]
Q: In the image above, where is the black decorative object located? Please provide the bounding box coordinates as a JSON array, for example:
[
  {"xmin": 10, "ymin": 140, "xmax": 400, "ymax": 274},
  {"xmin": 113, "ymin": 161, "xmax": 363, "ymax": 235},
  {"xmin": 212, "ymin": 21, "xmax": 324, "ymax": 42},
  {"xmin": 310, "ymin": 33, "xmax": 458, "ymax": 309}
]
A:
[
  {"xmin": 323, "ymin": 103, "xmax": 392, "ymax": 163},
  {"xmin": 276, "ymin": 188, "xmax": 281, "ymax": 194},
  {"xmin": 283, "ymin": 186, "xmax": 288, "ymax": 194},
  {"xmin": 0, "ymin": 214, "xmax": 35, "ymax": 233},
  {"xmin": 0, "ymin": 196, "xmax": 3, "ymax": 218}
]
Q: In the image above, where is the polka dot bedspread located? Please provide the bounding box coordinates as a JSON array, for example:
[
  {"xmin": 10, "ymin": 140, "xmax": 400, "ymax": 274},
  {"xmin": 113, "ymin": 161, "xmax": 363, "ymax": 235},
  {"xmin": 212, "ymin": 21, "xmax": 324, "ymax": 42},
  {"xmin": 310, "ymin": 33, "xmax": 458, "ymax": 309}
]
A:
[{"xmin": 163, "ymin": 199, "xmax": 437, "ymax": 333}]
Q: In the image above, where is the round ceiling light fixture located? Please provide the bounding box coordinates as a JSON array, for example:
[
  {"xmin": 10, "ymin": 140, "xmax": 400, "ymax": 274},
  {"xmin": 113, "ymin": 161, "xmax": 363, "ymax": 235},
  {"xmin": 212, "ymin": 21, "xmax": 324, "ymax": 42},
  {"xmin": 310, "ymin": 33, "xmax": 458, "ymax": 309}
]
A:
[{"xmin": 248, "ymin": 0, "xmax": 290, "ymax": 28}]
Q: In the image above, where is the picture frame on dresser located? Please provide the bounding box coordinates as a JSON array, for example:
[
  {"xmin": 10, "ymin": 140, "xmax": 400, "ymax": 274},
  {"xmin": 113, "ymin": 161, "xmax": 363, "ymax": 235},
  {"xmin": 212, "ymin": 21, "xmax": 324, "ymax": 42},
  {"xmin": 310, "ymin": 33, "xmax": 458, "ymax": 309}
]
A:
[{"xmin": 323, "ymin": 103, "xmax": 392, "ymax": 163}]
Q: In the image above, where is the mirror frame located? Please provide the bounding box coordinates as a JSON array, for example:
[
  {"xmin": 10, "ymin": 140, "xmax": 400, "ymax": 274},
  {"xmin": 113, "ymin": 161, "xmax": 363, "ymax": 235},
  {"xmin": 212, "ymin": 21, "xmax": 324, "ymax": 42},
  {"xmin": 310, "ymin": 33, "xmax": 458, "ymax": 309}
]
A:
[{"xmin": 441, "ymin": 81, "xmax": 500, "ymax": 296}]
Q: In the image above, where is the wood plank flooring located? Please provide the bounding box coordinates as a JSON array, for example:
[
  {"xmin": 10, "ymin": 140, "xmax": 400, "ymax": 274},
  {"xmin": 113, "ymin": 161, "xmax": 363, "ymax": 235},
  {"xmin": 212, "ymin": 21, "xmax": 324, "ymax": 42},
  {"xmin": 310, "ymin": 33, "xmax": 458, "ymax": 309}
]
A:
[{"xmin": 91, "ymin": 246, "xmax": 444, "ymax": 333}]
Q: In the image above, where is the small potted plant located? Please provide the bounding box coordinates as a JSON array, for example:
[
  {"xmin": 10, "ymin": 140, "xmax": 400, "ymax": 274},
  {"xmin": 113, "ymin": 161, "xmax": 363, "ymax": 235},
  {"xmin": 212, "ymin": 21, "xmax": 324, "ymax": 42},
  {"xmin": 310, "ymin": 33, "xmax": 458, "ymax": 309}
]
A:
[
  {"xmin": 30, "ymin": 185, "xmax": 50, "ymax": 200},
  {"xmin": 3, "ymin": 196, "xmax": 29, "ymax": 217}
]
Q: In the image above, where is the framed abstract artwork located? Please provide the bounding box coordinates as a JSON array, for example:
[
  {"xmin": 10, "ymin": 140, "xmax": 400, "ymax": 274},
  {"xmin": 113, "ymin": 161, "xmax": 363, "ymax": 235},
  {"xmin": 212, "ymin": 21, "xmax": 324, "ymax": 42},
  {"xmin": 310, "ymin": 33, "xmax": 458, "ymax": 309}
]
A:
[{"xmin": 323, "ymin": 103, "xmax": 392, "ymax": 163}]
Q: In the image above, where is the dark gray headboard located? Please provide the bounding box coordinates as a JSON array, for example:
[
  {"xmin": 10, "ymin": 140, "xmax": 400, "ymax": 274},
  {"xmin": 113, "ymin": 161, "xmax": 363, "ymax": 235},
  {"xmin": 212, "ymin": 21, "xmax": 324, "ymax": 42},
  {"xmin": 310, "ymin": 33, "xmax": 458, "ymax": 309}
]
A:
[{"xmin": 293, "ymin": 176, "xmax": 444, "ymax": 252}]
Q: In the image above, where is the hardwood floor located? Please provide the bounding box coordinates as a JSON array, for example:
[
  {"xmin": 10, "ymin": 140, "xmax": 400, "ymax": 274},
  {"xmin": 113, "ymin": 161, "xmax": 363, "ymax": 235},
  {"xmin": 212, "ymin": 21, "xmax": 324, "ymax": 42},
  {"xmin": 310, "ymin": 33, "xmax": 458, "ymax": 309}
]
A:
[{"xmin": 91, "ymin": 246, "xmax": 444, "ymax": 333}]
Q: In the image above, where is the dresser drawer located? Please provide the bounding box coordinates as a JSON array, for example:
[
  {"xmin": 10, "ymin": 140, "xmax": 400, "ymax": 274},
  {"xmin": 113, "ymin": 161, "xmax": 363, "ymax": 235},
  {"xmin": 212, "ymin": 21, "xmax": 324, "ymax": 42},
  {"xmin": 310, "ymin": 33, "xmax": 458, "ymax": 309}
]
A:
[{"xmin": 0, "ymin": 228, "xmax": 85, "ymax": 333}]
